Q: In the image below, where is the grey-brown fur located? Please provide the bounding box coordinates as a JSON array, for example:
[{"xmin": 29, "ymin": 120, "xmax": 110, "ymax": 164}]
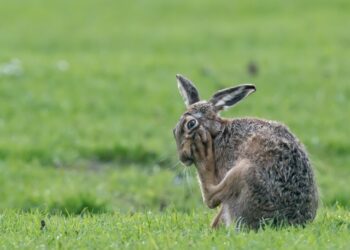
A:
[{"xmin": 174, "ymin": 74, "xmax": 318, "ymax": 230}]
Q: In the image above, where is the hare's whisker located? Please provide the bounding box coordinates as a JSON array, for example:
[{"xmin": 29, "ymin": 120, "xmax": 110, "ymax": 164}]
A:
[{"xmin": 170, "ymin": 160, "xmax": 181, "ymax": 170}]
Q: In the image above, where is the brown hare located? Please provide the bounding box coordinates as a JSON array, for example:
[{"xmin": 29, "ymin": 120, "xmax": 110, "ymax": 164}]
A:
[{"xmin": 173, "ymin": 74, "xmax": 318, "ymax": 230}]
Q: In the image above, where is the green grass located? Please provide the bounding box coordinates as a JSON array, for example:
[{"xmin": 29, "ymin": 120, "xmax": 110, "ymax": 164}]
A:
[
  {"xmin": 0, "ymin": 0, "xmax": 349, "ymax": 249},
  {"xmin": 0, "ymin": 209, "xmax": 349, "ymax": 249}
]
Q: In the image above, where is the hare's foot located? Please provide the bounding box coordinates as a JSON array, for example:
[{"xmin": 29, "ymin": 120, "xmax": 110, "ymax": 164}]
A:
[
  {"xmin": 191, "ymin": 128, "xmax": 218, "ymax": 205},
  {"xmin": 192, "ymin": 127, "xmax": 215, "ymax": 174}
]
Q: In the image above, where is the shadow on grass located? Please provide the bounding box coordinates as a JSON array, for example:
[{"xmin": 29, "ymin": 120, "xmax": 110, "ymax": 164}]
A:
[
  {"xmin": 0, "ymin": 143, "xmax": 174, "ymax": 168},
  {"xmin": 21, "ymin": 193, "xmax": 108, "ymax": 216},
  {"xmin": 80, "ymin": 143, "xmax": 171, "ymax": 166}
]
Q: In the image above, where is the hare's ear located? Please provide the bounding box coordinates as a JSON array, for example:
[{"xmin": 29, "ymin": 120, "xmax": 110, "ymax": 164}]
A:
[
  {"xmin": 210, "ymin": 84, "xmax": 256, "ymax": 111},
  {"xmin": 176, "ymin": 74, "xmax": 200, "ymax": 107}
]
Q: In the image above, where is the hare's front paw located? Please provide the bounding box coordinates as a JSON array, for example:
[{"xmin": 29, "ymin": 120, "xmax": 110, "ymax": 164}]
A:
[{"xmin": 192, "ymin": 127, "xmax": 215, "ymax": 173}]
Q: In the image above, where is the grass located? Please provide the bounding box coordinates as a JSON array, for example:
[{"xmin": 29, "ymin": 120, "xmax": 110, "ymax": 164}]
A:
[
  {"xmin": 0, "ymin": 209, "xmax": 349, "ymax": 249},
  {"xmin": 0, "ymin": 0, "xmax": 349, "ymax": 249}
]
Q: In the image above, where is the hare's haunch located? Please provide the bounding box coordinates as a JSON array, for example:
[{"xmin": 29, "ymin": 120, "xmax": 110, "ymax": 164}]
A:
[{"xmin": 173, "ymin": 74, "xmax": 318, "ymax": 230}]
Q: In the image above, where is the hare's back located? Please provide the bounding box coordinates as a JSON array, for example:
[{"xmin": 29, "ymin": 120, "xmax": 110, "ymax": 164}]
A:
[
  {"xmin": 234, "ymin": 118, "xmax": 314, "ymax": 191},
  {"xmin": 229, "ymin": 118, "xmax": 318, "ymax": 227},
  {"xmin": 235, "ymin": 118, "xmax": 305, "ymax": 164},
  {"xmin": 216, "ymin": 118, "xmax": 303, "ymax": 174}
]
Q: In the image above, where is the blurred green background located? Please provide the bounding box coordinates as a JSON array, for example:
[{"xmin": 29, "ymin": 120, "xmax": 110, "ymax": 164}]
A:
[{"xmin": 0, "ymin": 0, "xmax": 349, "ymax": 216}]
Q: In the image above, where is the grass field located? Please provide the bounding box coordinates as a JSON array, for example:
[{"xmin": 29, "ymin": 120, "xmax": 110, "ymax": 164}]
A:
[{"xmin": 0, "ymin": 0, "xmax": 349, "ymax": 249}]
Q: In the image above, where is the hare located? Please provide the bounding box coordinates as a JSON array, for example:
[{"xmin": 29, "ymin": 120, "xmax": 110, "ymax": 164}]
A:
[{"xmin": 173, "ymin": 74, "xmax": 318, "ymax": 230}]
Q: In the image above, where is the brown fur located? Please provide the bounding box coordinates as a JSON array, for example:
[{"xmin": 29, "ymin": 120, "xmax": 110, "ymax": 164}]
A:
[{"xmin": 174, "ymin": 75, "xmax": 319, "ymax": 230}]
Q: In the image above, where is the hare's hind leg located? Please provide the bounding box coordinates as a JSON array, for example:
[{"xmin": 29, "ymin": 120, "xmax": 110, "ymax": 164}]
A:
[
  {"xmin": 192, "ymin": 129, "xmax": 251, "ymax": 209},
  {"xmin": 193, "ymin": 130, "xmax": 251, "ymax": 228},
  {"xmin": 199, "ymin": 159, "xmax": 251, "ymax": 209}
]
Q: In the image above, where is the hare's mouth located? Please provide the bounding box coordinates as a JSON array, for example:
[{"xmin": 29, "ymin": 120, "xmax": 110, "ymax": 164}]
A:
[
  {"xmin": 182, "ymin": 159, "xmax": 193, "ymax": 166},
  {"xmin": 180, "ymin": 155, "xmax": 194, "ymax": 166}
]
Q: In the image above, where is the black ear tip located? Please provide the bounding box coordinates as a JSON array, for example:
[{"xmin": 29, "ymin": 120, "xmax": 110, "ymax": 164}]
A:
[
  {"xmin": 176, "ymin": 74, "xmax": 183, "ymax": 80},
  {"xmin": 176, "ymin": 74, "xmax": 191, "ymax": 85},
  {"xmin": 247, "ymin": 84, "xmax": 256, "ymax": 92}
]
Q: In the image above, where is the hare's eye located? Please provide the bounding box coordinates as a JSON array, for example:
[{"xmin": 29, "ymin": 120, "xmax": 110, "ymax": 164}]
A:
[{"xmin": 187, "ymin": 119, "xmax": 197, "ymax": 130}]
